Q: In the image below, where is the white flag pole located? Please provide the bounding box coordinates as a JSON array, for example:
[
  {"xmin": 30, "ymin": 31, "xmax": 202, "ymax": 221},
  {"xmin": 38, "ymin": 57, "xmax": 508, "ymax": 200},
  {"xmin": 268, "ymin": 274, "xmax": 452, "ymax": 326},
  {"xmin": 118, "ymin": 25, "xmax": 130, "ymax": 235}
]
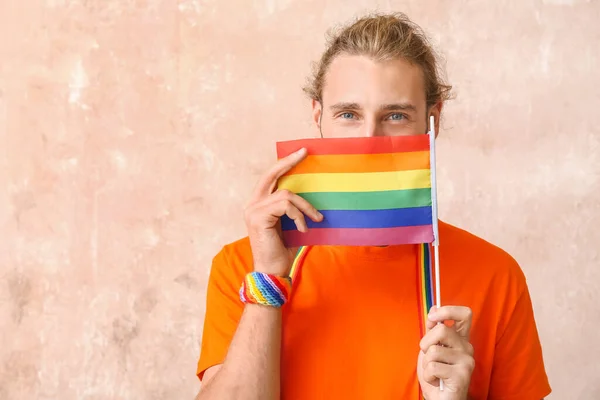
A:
[{"xmin": 428, "ymin": 115, "xmax": 443, "ymax": 391}]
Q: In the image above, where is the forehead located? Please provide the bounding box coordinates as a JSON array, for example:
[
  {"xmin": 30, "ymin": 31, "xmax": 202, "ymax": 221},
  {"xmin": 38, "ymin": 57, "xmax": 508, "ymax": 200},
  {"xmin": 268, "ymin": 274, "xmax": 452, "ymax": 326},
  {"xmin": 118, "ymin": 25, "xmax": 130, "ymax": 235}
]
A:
[{"xmin": 322, "ymin": 55, "xmax": 427, "ymax": 106}]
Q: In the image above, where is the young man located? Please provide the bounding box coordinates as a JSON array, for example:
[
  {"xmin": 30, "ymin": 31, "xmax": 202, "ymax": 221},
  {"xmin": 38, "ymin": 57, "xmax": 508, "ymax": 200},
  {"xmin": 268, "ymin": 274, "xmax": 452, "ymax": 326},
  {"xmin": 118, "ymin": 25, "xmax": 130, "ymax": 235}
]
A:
[{"xmin": 195, "ymin": 13, "xmax": 551, "ymax": 400}]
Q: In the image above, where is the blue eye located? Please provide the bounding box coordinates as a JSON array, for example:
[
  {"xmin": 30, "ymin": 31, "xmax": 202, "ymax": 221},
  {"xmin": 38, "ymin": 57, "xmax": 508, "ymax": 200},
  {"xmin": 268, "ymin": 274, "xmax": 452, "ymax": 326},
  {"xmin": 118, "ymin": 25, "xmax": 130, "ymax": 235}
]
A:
[
  {"xmin": 388, "ymin": 113, "xmax": 406, "ymax": 121},
  {"xmin": 340, "ymin": 112, "xmax": 355, "ymax": 119}
]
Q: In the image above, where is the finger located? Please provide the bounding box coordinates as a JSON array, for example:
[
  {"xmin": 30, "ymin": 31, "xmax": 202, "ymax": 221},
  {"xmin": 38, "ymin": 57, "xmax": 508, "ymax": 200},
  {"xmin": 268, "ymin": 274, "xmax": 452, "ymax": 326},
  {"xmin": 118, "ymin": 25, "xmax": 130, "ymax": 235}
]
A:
[
  {"xmin": 422, "ymin": 360, "xmax": 453, "ymax": 386},
  {"xmin": 423, "ymin": 345, "xmax": 470, "ymax": 367},
  {"xmin": 420, "ymin": 324, "xmax": 464, "ymax": 352},
  {"xmin": 423, "ymin": 360, "xmax": 474, "ymax": 387},
  {"xmin": 428, "ymin": 306, "xmax": 473, "ymax": 339},
  {"xmin": 279, "ymin": 201, "xmax": 308, "ymax": 232},
  {"xmin": 248, "ymin": 195, "xmax": 306, "ymax": 231},
  {"xmin": 248, "ymin": 190, "xmax": 323, "ymax": 233},
  {"xmin": 425, "ymin": 306, "xmax": 459, "ymax": 331},
  {"xmin": 251, "ymin": 148, "xmax": 307, "ymax": 201},
  {"xmin": 267, "ymin": 190, "xmax": 323, "ymax": 222},
  {"xmin": 423, "ymin": 361, "xmax": 474, "ymax": 390}
]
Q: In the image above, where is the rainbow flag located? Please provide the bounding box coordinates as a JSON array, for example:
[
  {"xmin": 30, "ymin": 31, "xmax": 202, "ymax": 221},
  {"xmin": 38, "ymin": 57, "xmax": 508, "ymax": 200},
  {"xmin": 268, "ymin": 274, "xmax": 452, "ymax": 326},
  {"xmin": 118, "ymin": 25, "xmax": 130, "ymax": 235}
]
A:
[{"xmin": 276, "ymin": 134, "xmax": 435, "ymax": 247}]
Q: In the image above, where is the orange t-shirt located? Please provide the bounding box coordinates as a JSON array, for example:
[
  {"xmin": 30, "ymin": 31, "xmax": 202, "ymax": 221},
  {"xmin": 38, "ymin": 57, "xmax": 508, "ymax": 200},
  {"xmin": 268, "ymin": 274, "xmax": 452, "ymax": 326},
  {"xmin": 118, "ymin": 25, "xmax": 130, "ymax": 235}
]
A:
[{"xmin": 197, "ymin": 221, "xmax": 551, "ymax": 399}]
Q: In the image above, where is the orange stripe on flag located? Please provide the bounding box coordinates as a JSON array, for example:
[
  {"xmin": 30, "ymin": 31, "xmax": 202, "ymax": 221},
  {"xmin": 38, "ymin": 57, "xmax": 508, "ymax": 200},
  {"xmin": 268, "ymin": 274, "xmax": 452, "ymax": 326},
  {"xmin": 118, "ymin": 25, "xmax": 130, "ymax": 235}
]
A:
[{"xmin": 284, "ymin": 151, "xmax": 430, "ymax": 175}]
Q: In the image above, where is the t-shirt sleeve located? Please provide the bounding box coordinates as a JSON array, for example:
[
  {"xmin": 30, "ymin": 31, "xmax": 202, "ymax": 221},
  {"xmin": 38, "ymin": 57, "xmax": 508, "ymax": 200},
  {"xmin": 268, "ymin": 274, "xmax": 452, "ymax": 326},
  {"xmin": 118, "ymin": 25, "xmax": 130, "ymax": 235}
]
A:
[
  {"xmin": 196, "ymin": 247, "xmax": 245, "ymax": 380},
  {"xmin": 488, "ymin": 283, "xmax": 551, "ymax": 400}
]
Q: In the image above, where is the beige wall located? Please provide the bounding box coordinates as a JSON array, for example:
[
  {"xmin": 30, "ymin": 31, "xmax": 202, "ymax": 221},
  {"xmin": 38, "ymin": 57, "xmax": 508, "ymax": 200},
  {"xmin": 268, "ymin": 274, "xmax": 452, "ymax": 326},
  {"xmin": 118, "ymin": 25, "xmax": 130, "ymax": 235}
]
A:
[{"xmin": 1, "ymin": 0, "xmax": 598, "ymax": 398}]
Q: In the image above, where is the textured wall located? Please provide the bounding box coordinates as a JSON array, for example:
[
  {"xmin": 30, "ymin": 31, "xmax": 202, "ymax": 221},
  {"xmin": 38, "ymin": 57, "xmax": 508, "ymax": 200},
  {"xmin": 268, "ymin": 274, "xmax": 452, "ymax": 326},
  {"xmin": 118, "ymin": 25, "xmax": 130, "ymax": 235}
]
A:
[{"xmin": 1, "ymin": 0, "xmax": 598, "ymax": 399}]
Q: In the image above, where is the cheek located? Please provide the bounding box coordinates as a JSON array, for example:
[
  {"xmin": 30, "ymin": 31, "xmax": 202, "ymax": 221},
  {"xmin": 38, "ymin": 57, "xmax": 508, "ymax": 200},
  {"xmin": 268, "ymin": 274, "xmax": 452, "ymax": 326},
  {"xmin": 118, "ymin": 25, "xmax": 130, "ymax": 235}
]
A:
[{"xmin": 321, "ymin": 118, "xmax": 363, "ymax": 138}]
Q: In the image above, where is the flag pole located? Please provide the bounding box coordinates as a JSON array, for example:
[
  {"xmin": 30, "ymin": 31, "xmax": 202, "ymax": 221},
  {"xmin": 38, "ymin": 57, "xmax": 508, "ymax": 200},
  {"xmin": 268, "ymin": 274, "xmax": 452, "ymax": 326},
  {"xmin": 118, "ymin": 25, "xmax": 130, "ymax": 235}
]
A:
[{"xmin": 429, "ymin": 115, "xmax": 443, "ymax": 391}]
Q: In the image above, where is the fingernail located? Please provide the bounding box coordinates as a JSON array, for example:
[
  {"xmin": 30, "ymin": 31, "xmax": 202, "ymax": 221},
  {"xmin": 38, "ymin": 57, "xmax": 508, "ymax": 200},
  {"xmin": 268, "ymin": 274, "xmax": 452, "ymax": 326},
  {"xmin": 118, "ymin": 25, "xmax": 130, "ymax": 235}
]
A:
[
  {"xmin": 316, "ymin": 211, "xmax": 323, "ymax": 219},
  {"xmin": 296, "ymin": 148, "xmax": 306, "ymax": 155}
]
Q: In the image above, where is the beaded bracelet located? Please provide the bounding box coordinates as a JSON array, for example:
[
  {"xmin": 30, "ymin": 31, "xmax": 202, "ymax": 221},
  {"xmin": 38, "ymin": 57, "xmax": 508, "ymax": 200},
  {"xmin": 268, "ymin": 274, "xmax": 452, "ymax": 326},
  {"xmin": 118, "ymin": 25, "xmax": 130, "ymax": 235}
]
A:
[{"xmin": 239, "ymin": 272, "xmax": 292, "ymax": 307}]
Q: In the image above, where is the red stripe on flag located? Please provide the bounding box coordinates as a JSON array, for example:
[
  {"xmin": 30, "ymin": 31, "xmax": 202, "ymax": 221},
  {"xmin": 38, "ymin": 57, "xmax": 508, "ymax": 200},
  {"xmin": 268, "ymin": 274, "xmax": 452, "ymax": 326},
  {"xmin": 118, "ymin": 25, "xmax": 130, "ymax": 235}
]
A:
[{"xmin": 276, "ymin": 134, "xmax": 429, "ymax": 158}]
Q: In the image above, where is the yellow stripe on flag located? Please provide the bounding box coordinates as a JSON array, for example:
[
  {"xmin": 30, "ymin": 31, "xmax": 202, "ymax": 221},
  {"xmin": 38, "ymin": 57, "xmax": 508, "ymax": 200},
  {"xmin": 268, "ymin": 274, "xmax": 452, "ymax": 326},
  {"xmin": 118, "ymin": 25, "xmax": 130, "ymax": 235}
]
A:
[{"xmin": 278, "ymin": 169, "xmax": 431, "ymax": 193}]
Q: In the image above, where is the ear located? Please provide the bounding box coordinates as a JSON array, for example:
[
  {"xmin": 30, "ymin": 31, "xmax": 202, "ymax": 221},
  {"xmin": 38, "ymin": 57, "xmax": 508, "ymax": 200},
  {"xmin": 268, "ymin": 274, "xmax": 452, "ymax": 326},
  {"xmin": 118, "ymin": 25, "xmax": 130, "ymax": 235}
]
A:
[
  {"xmin": 428, "ymin": 102, "xmax": 443, "ymax": 137},
  {"xmin": 311, "ymin": 99, "xmax": 322, "ymax": 129}
]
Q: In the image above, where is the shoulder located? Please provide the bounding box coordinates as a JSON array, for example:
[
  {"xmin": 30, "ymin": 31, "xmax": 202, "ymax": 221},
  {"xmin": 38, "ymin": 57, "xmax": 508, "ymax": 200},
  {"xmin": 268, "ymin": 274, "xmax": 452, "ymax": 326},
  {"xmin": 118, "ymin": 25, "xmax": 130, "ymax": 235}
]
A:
[
  {"xmin": 217, "ymin": 236, "xmax": 253, "ymax": 264},
  {"xmin": 209, "ymin": 236, "xmax": 254, "ymax": 286},
  {"xmin": 439, "ymin": 221, "xmax": 527, "ymax": 294}
]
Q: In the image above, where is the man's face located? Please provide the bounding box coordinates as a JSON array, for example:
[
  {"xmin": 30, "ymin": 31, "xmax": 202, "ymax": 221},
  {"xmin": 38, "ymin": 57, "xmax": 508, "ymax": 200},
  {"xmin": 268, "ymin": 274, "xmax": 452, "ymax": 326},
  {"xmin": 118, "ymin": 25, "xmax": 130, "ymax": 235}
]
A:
[{"xmin": 312, "ymin": 55, "xmax": 441, "ymax": 138}]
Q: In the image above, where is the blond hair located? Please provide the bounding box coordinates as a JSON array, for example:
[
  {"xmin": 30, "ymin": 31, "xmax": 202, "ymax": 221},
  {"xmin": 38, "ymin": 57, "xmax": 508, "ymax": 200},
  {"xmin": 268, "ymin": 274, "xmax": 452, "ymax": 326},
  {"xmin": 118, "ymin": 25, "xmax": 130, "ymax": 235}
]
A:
[{"xmin": 304, "ymin": 12, "xmax": 452, "ymax": 108}]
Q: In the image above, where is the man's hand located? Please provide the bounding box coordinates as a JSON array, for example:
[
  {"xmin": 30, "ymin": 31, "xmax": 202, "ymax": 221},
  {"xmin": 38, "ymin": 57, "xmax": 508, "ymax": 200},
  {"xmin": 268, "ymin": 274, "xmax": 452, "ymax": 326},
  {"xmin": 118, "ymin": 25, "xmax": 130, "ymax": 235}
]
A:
[
  {"xmin": 417, "ymin": 306, "xmax": 475, "ymax": 400},
  {"xmin": 244, "ymin": 147, "xmax": 323, "ymax": 276}
]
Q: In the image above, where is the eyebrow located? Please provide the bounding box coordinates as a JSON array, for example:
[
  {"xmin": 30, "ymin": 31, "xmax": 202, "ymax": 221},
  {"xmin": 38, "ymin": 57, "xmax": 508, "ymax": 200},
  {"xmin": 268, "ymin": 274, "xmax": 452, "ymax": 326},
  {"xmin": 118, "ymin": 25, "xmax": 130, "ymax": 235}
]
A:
[{"xmin": 329, "ymin": 102, "xmax": 417, "ymax": 112}]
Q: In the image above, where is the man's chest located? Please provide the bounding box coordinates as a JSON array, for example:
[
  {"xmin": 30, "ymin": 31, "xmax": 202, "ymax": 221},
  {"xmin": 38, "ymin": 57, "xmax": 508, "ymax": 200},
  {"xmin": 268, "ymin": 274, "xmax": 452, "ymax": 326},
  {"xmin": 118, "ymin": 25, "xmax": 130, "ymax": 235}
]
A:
[
  {"xmin": 279, "ymin": 262, "xmax": 424, "ymax": 399},
  {"xmin": 275, "ymin": 253, "xmax": 495, "ymax": 399}
]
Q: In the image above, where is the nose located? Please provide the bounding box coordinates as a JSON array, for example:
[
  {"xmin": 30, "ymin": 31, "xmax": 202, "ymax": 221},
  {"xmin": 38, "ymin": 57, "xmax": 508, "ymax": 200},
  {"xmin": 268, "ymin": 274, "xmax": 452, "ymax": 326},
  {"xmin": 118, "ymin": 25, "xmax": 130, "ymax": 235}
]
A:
[{"xmin": 363, "ymin": 119, "xmax": 384, "ymax": 137}]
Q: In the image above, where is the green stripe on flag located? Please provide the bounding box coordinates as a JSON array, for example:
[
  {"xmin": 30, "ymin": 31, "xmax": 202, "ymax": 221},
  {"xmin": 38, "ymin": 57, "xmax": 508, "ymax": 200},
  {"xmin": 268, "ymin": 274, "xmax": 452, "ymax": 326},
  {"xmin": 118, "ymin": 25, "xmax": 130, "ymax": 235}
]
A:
[{"xmin": 298, "ymin": 188, "xmax": 432, "ymax": 211}]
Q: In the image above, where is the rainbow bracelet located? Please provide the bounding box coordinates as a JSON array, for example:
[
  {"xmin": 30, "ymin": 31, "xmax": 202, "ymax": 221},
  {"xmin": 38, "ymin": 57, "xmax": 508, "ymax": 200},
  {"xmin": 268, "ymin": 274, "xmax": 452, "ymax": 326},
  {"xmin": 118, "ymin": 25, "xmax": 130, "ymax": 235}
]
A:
[{"xmin": 239, "ymin": 272, "xmax": 292, "ymax": 307}]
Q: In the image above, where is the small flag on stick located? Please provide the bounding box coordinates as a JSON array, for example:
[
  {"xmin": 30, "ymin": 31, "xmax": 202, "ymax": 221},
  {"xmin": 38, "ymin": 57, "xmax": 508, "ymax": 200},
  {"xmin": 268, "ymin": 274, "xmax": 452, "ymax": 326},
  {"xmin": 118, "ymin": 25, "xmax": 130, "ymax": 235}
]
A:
[{"xmin": 276, "ymin": 134, "xmax": 435, "ymax": 247}]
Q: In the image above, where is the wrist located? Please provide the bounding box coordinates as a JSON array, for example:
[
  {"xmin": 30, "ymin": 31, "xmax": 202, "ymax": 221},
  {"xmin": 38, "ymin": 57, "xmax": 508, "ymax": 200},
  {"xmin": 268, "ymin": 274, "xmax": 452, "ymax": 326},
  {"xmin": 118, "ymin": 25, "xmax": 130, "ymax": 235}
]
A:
[
  {"xmin": 253, "ymin": 263, "xmax": 290, "ymax": 276},
  {"xmin": 239, "ymin": 271, "xmax": 292, "ymax": 308}
]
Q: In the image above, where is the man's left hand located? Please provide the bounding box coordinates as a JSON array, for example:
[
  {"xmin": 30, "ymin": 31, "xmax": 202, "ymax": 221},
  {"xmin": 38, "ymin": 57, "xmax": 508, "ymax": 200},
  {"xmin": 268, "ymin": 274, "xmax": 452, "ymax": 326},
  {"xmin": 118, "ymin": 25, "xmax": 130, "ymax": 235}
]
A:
[{"xmin": 417, "ymin": 306, "xmax": 475, "ymax": 400}]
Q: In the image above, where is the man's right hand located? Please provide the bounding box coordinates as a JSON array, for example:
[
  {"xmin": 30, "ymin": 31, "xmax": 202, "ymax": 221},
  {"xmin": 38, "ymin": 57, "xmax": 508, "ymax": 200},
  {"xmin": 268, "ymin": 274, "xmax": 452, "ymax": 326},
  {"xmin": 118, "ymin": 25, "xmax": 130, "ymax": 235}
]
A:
[
  {"xmin": 244, "ymin": 147, "xmax": 323, "ymax": 276},
  {"xmin": 199, "ymin": 151, "xmax": 318, "ymax": 398}
]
